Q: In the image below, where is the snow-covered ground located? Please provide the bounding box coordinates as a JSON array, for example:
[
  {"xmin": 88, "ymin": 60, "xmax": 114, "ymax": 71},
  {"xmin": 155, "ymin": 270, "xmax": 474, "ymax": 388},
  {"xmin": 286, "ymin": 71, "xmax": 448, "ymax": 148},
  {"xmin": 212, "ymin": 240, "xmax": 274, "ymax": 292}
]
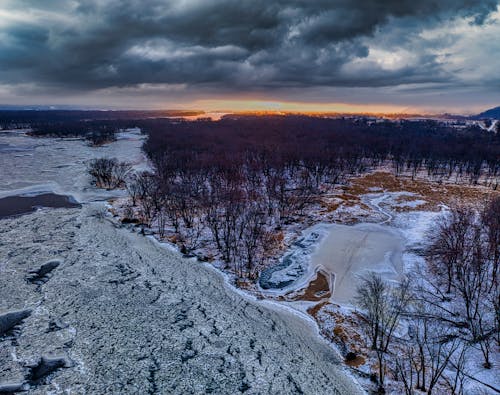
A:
[
  {"xmin": 3, "ymin": 128, "xmax": 495, "ymax": 394},
  {"xmin": 0, "ymin": 130, "xmax": 363, "ymax": 394}
]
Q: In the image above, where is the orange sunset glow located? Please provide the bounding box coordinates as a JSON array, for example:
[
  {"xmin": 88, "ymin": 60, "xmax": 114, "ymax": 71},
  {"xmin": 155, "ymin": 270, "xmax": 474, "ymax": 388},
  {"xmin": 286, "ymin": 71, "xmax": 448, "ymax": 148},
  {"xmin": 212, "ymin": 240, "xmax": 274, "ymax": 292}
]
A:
[{"xmin": 188, "ymin": 99, "xmax": 414, "ymax": 115}]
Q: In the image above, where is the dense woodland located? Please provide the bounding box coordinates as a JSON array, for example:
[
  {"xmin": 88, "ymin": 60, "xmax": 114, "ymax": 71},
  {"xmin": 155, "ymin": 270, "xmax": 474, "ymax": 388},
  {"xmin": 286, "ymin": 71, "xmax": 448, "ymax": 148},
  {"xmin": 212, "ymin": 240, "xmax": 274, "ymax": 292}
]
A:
[
  {"xmin": 142, "ymin": 116, "xmax": 500, "ymax": 186},
  {"xmin": 68, "ymin": 114, "xmax": 500, "ymax": 277}
]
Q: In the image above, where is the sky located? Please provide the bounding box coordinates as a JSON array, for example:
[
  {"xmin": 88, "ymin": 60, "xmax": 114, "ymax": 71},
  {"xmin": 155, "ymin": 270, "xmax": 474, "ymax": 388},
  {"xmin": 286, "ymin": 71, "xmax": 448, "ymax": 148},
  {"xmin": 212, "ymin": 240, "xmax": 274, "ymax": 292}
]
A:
[{"xmin": 0, "ymin": 0, "xmax": 499, "ymax": 114}]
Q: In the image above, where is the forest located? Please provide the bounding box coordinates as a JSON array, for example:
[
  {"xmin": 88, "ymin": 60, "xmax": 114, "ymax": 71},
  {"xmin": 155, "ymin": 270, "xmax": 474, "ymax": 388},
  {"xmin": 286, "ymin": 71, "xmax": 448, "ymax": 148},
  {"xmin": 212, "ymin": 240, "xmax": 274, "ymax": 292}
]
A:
[{"xmin": 84, "ymin": 115, "xmax": 500, "ymax": 279}]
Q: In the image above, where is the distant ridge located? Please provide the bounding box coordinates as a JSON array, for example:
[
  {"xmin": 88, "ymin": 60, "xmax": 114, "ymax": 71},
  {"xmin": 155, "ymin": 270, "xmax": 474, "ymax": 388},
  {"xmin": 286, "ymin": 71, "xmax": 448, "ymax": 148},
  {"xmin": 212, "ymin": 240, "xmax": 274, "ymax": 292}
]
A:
[{"xmin": 474, "ymin": 106, "xmax": 500, "ymax": 119}]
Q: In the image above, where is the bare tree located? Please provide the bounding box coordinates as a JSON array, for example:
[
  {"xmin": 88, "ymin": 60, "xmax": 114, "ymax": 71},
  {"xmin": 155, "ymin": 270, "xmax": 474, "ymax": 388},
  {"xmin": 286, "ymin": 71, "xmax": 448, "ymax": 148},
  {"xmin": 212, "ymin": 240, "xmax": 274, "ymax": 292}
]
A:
[
  {"xmin": 445, "ymin": 343, "xmax": 469, "ymax": 395},
  {"xmin": 355, "ymin": 273, "xmax": 412, "ymax": 393},
  {"xmin": 134, "ymin": 171, "xmax": 159, "ymax": 225},
  {"xmin": 482, "ymin": 197, "xmax": 500, "ymax": 283},
  {"xmin": 125, "ymin": 172, "xmax": 141, "ymax": 206},
  {"xmin": 424, "ymin": 321, "xmax": 461, "ymax": 395},
  {"xmin": 395, "ymin": 343, "xmax": 418, "ymax": 395},
  {"xmin": 87, "ymin": 157, "xmax": 132, "ymax": 189},
  {"xmin": 426, "ymin": 205, "xmax": 498, "ymax": 368},
  {"xmin": 355, "ymin": 274, "xmax": 387, "ymax": 351},
  {"xmin": 237, "ymin": 202, "xmax": 267, "ymax": 278},
  {"xmin": 156, "ymin": 207, "xmax": 169, "ymax": 238},
  {"xmin": 426, "ymin": 208, "xmax": 474, "ymax": 294}
]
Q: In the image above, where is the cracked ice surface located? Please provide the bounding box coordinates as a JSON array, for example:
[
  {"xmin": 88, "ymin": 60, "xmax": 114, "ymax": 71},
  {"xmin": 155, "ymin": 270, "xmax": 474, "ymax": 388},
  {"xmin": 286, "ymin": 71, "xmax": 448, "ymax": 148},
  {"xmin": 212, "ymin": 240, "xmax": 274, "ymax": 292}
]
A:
[
  {"xmin": 0, "ymin": 130, "xmax": 362, "ymax": 394},
  {"xmin": 0, "ymin": 207, "xmax": 363, "ymax": 394},
  {"xmin": 0, "ymin": 129, "xmax": 149, "ymax": 202}
]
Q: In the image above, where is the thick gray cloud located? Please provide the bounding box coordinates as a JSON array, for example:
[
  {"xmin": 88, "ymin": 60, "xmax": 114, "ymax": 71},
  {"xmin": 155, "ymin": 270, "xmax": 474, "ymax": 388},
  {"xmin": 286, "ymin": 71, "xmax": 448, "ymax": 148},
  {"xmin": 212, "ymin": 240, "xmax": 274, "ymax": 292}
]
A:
[{"xmin": 0, "ymin": 0, "xmax": 499, "ymax": 109}]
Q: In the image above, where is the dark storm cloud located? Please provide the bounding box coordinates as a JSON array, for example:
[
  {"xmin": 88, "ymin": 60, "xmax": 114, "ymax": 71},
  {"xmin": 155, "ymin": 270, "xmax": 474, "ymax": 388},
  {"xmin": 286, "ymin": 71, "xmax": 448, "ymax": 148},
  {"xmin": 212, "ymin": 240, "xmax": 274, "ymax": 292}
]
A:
[{"xmin": 0, "ymin": 0, "xmax": 498, "ymax": 92}]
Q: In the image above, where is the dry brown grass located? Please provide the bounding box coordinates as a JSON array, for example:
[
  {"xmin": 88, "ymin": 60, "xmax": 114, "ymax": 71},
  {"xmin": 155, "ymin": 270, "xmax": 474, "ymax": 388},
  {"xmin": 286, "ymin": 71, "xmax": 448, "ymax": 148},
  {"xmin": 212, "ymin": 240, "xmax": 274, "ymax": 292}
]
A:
[
  {"xmin": 346, "ymin": 171, "xmax": 500, "ymax": 211},
  {"xmin": 283, "ymin": 271, "xmax": 331, "ymax": 302},
  {"xmin": 307, "ymin": 300, "xmax": 329, "ymax": 318},
  {"xmin": 345, "ymin": 355, "xmax": 366, "ymax": 368},
  {"xmin": 322, "ymin": 201, "xmax": 342, "ymax": 212},
  {"xmin": 308, "ymin": 301, "xmax": 368, "ymax": 367},
  {"xmin": 236, "ymin": 279, "xmax": 253, "ymax": 290}
]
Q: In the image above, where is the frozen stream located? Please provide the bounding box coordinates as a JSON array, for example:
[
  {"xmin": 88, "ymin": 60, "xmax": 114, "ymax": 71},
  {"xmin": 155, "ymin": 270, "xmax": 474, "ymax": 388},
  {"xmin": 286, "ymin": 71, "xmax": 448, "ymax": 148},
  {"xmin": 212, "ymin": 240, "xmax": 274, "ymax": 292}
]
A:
[{"xmin": 0, "ymin": 130, "xmax": 362, "ymax": 394}]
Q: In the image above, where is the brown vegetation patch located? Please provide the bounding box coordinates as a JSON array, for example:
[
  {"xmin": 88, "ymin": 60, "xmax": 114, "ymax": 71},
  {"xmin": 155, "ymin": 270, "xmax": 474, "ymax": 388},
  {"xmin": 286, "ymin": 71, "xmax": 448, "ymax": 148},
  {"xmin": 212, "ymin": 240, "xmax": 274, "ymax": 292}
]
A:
[
  {"xmin": 167, "ymin": 234, "xmax": 180, "ymax": 244},
  {"xmin": 337, "ymin": 193, "xmax": 361, "ymax": 202},
  {"xmin": 309, "ymin": 302, "xmax": 367, "ymax": 359},
  {"xmin": 307, "ymin": 300, "xmax": 329, "ymax": 318},
  {"xmin": 347, "ymin": 171, "xmax": 500, "ymax": 210},
  {"xmin": 263, "ymin": 231, "xmax": 285, "ymax": 256},
  {"xmin": 321, "ymin": 201, "xmax": 342, "ymax": 213},
  {"xmin": 345, "ymin": 355, "xmax": 366, "ymax": 368},
  {"xmin": 285, "ymin": 271, "xmax": 331, "ymax": 302},
  {"xmin": 236, "ymin": 279, "xmax": 253, "ymax": 290},
  {"xmin": 331, "ymin": 313, "xmax": 364, "ymax": 351}
]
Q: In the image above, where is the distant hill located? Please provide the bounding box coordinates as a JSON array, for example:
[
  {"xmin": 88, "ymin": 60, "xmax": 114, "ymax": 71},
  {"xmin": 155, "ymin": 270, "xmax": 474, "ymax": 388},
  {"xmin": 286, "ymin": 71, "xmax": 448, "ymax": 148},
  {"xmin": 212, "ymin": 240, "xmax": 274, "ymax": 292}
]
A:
[{"xmin": 474, "ymin": 106, "xmax": 500, "ymax": 119}]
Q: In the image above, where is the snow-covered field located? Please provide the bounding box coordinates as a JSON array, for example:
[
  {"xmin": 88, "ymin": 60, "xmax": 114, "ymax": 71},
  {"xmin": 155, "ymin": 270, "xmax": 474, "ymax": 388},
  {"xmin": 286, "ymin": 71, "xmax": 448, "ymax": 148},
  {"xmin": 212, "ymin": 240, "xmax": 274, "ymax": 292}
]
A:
[{"xmin": 0, "ymin": 130, "xmax": 363, "ymax": 394}]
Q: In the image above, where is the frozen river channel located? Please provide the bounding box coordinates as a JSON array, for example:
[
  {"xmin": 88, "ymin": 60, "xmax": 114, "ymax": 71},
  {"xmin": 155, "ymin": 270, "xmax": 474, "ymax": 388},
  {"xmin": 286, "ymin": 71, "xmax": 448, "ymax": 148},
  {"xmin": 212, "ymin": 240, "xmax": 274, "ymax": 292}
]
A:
[{"xmin": 0, "ymin": 130, "xmax": 363, "ymax": 394}]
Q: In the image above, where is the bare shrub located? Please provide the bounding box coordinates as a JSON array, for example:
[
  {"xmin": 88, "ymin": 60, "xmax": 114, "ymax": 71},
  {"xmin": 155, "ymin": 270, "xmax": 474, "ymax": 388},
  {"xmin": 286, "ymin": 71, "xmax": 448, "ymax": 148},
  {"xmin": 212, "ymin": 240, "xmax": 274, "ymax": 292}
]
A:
[{"xmin": 87, "ymin": 157, "xmax": 131, "ymax": 189}]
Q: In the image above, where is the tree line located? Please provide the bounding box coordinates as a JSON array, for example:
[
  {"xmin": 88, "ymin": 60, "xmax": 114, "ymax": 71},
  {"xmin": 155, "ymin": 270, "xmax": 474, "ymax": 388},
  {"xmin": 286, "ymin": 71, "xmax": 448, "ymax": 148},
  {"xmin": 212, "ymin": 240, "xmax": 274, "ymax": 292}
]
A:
[
  {"xmin": 30, "ymin": 121, "xmax": 119, "ymax": 145},
  {"xmin": 142, "ymin": 116, "xmax": 500, "ymax": 188}
]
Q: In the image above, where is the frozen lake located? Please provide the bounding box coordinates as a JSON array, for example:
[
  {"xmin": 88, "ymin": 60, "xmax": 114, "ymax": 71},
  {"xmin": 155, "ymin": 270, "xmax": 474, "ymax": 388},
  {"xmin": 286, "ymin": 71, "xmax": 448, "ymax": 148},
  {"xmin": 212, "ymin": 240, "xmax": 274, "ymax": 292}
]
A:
[
  {"xmin": 310, "ymin": 223, "xmax": 404, "ymax": 305},
  {"xmin": 260, "ymin": 199, "xmax": 410, "ymax": 306}
]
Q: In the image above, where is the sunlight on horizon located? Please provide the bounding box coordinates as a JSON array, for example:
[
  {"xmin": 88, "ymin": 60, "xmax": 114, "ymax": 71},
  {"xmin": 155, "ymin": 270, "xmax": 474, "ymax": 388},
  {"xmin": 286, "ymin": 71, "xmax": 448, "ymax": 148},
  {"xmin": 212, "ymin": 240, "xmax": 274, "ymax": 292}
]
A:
[{"xmin": 186, "ymin": 99, "xmax": 418, "ymax": 115}]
